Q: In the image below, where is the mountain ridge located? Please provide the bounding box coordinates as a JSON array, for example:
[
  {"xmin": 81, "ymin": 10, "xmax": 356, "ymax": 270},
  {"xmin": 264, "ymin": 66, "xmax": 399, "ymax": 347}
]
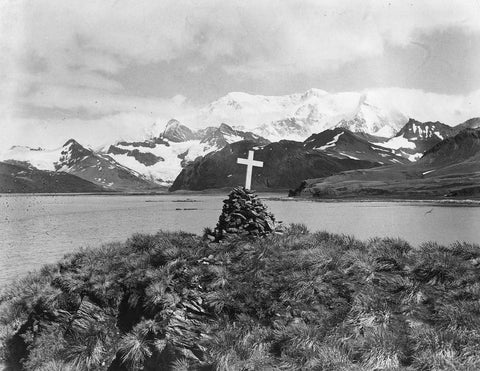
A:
[
  {"xmin": 2, "ymin": 116, "xmax": 479, "ymax": 194},
  {"xmin": 296, "ymin": 128, "xmax": 480, "ymax": 199}
]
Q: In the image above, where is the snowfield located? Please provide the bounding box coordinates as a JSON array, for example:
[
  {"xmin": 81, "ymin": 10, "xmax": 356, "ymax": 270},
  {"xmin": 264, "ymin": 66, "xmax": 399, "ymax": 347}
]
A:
[
  {"xmin": 110, "ymin": 140, "xmax": 222, "ymax": 184},
  {"xmin": 0, "ymin": 146, "xmax": 63, "ymax": 171}
]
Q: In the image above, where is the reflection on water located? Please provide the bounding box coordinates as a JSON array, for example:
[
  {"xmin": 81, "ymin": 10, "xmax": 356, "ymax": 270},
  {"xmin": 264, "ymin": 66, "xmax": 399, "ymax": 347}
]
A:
[{"xmin": 1, "ymin": 194, "xmax": 479, "ymax": 286}]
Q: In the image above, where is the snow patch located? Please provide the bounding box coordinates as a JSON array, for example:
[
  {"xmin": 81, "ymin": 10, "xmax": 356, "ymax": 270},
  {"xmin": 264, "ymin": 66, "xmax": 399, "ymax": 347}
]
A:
[
  {"xmin": 338, "ymin": 152, "xmax": 359, "ymax": 160},
  {"xmin": 378, "ymin": 135, "xmax": 416, "ymax": 150},
  {"xmin": 316, "ymin": 133, "xmax": 343, "ymax": 150},
  {"xmin": 407, "ymin": 152, "xmax": 423, "ymax": 162}
]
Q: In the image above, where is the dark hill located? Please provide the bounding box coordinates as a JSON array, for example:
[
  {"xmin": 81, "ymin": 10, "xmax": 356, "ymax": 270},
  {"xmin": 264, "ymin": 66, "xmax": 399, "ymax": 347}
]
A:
[
  {"xmin": 0, "ymin": 161, "xmax": 104, "ymax": 193},
  {"xmin": 419, "ymin": 128, "xmax": 480, "ymax": 166},
  {"xmin": 170, "ymin": 140, "xmax": 378, "ymax": 191}
]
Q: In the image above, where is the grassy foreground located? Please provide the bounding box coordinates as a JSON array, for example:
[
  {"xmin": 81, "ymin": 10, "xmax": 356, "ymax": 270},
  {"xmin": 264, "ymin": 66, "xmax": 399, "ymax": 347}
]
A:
[{"xmin": 1, "ymin": 226, "xmax": 480, "ymax": 370}]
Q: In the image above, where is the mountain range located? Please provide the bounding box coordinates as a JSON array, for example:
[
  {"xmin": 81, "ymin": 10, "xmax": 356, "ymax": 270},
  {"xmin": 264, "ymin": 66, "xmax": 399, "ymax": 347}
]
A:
[
  {"xmin": 196, "ymin": 89, "xmax": 408, "ymax": 140},
  {"xmin": 1, "ymin": 89, "xmax": 479, "ymax": 196}
]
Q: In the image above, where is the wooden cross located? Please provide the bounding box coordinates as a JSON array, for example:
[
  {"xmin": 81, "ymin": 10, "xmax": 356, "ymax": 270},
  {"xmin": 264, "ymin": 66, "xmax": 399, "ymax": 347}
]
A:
[{"xmin": 237, "ymin": 150, "xmax": 263, "ymax": 190}]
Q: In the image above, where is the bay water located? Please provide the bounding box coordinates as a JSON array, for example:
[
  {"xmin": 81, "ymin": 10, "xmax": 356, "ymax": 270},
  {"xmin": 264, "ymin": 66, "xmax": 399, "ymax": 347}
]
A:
[{"xmin": 1, "ymin": 194, "xmax": 479, "ymax": 287}]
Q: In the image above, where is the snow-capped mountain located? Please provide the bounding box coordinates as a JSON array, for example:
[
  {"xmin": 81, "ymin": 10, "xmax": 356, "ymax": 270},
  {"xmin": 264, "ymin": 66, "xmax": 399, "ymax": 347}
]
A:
[
  {"xmin": 334, "ymin": 94, "xmax": 407, "ymax": 137},
  {"xmin": 378, "ymin": 119, "xmax": 456, "ymax": 161},
  {"xmin": 106, "ymin": 122, "xmax": 269, "ymax": 185},
  {"xmin": 193, "ymin": 89, "xmax": 408, "ymax": 140},
  {"xmin": 0, "ymin": 140, "xmax": 159, "ymax": 191},
  {"xmin": 55, "ymin": 140, "xmax": 159, "ymax": 191}
]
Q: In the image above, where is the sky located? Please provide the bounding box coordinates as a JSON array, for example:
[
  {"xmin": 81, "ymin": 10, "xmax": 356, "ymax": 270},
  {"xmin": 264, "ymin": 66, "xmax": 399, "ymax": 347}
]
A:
[{"xmin": 1, "ymin": 0, "xmax": 480, "ymax": 148}]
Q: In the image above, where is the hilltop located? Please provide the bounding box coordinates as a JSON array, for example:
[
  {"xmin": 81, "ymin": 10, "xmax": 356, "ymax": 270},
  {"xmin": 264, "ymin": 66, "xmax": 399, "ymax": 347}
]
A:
[{"xmin": 1, "ymin": 226, "xmax": 480, "ymax": 370}]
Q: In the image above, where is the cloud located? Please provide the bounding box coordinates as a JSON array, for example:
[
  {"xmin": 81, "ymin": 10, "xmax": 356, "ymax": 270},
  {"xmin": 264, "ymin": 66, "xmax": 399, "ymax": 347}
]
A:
[
  {"xmin": 1, "ymin": 0, "xmax": 480, "ymax": 150},
  {"xmin": 4, "ymin": 0, "xmax": 480, "ymax": 78},
  {"xmin": 1, "ymin": 96, "xmax": 198, "ymax": 150}
]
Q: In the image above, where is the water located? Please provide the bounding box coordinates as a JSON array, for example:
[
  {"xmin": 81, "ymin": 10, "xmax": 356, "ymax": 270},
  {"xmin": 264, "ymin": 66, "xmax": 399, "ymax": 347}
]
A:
[{"xmin": 1, "ymin": 194, "xmax": 479, "ymax": 287}]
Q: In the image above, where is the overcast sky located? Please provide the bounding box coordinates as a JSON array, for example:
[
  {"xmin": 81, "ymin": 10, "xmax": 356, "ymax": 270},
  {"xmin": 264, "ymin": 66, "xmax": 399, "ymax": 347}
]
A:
[{"xmin": 2, "ymin": 0, "xmax": 480, "ymax": 148}]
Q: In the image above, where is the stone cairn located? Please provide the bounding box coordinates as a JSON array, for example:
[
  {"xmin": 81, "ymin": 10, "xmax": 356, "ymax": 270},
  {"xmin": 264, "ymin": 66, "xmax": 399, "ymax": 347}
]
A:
[{"xmin": 206, "ymin": 186, "xmax": 279, "ymax": 242}]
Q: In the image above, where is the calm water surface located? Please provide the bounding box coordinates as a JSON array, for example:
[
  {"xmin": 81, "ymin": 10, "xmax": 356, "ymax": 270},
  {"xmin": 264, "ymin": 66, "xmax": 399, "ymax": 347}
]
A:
[{"xmin": 1, "ymin": 194, "xmax": 479, "ymax": 286}]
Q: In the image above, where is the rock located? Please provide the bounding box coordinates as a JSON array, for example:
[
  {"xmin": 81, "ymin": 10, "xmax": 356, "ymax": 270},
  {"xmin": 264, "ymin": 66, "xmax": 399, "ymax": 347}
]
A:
[{"xmin": 207, "ymin": 186, "xmax": 279, "ymax": 241}]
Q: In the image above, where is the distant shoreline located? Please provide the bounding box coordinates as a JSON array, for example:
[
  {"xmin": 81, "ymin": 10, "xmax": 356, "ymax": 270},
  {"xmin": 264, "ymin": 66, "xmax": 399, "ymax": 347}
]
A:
[{"xmin": 2, "ymin": 191, "xmax": 480, "ymax": 206}]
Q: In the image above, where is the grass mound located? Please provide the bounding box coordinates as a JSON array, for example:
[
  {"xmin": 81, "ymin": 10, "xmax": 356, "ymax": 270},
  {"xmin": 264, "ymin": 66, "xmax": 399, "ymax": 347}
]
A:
[{"xmin": 1, "ymin": 227, "xmax": 480, "ymax": 370}]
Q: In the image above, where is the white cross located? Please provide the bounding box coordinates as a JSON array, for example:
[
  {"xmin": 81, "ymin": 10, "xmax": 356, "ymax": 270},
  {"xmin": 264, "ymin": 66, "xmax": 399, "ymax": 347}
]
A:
[{"xmin": 237, "ymin": 150, "xmax": 263, "ymax": 190}]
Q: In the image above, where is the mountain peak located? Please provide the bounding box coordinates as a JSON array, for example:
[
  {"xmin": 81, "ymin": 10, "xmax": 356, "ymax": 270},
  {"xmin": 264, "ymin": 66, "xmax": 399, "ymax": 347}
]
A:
[
  {"xmin": 57, "ymin": 139, "xmax": 92, "ymax": 170},
  {"xmin": 396, "ymin": 118, "xmax": 454, "ymax": 140},
  {"xmin": 63, "ymin": 138, "xmax": 80, "ymax": 147},
  {"xmin": 218, "ymin": 123, "xmax": 235, "ymax": 133},
  {"xmin": 166, "ymin": 118, "xmax": 181, "ymax": 127},
  {"xmin": 162, "ymin": 119, "xmax": 195, "ymax": 142}
]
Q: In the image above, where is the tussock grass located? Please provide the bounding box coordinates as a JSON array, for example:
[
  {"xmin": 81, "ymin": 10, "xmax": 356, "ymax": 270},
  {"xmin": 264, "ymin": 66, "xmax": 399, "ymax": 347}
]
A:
[{"xmin": 1, "ymin": 226, "xmax": 479, "ymax": 370}]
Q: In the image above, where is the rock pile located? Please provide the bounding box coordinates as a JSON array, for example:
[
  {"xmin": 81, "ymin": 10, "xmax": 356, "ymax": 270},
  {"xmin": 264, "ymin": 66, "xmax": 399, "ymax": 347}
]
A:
[{"xmin": 208, "ymin": 186, "xmax": 279, "ymax": 241}]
